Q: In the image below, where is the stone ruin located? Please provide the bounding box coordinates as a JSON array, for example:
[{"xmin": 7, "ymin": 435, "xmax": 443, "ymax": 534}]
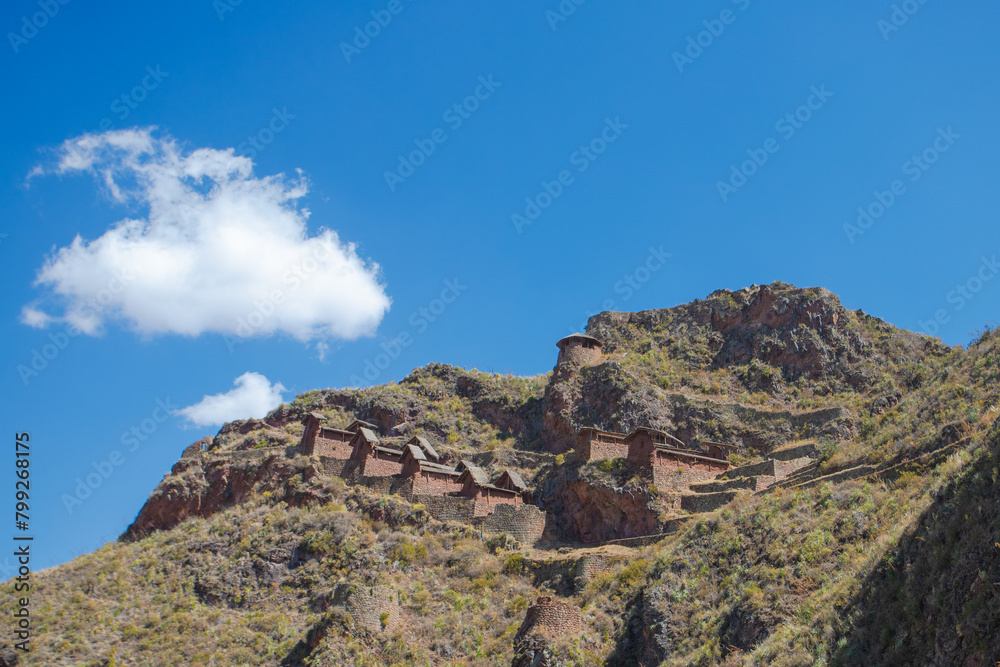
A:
[{"xmin": 332, "ymin": 580, "xmax": 400, "ymax": 634}]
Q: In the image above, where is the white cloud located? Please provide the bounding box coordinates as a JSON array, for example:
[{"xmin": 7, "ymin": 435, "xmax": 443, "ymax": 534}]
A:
[
  {"xmin": 23, "ymin": 128, "xmax": 391, "ymax": 341},
  {"xmin": 177, "ymin": 372, "xmax": 286, "ymax": 427}
]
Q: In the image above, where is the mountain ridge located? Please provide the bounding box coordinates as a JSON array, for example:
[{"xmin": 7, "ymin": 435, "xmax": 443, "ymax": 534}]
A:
[{"xmin": 5, "ymin": 281, "xmax": 998, "ymax": 667}]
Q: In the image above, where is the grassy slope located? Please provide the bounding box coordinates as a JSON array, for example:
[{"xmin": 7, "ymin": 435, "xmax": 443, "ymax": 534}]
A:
[{"xmin": 6, "ymin": 285, "xmax": 1000, "ymax": 666}]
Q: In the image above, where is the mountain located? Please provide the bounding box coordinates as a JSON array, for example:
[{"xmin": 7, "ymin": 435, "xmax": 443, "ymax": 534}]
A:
[{"xmin": 5, "ymin": 282, "xmax": 999, "ymax": 667}]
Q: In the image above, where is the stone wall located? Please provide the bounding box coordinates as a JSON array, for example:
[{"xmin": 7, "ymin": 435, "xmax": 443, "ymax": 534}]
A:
[
  {"xmin": 721, "ymin": 459, "xmax": 777, "ymax": 480},
  {"xmin": 769, "ymin": 443, "xmax": 818, "ymax": 461},
  {"xmin": 774, "ymin": 456, "xmax": 816, "ymax": 481},
  {"xmin": 312, "ymin": 435, "xmax": 354, "ymax": 459},
  {"xmin": 680, "ymin": 491, "xmax": 737, "ymax": 513},
  {"xmin": 650, "ymin": 455, "xmax": 727, "ymax": 493},
  {"xmin": 355, "ymin": 475, "xmax": 412, "ymax": 497},
  {"xmin": 689, "ymin": 476, "xmax": 757, "ymax": 493},
  {"xmin": 411, "ymin": 471, "xmax": 462, "ymax": 496},
  {"xmin": 319, "ymin": 456, "xmax": 357, "ymax": 478},
  {"xmin": 471, "ymin": 488, "xmax": 521, "ymax": 517},
  {"xmin": 216, "ymin": 446, "xmax": 292, "ymax": 462},
  {"xmin": 362, "ymin": 457, "xmax": 402, "ymax": 477},
  {"xmin": 414, "ymin": 495, "xmax": 478, "ymax": 523},
  {"xmin": 582, "ymin": 440, "xmax": 628, "ymax": 463},
  {"xmin": 474, "ymin": 504, "xmax": 547, "ymax": 545},
  {"xmin": 558, "ymin": 343, "xmax": 601, "ymax": 367},
  {"xmin": 574, "ymin": 552, "xmax": 627, "ymax": 585},
  {"xmin": 181, "ymin": 441, "xmax": 205, "ymax": 459},
  {"xmin": 332, "ymin": 582, "xmax": 400, "ymax": 634},
  {"xmin": 516, "ymin": 596, "xmax": 583, "ymax": 641}
]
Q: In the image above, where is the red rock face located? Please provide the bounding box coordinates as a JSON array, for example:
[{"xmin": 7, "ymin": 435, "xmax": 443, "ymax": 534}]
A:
[
  {"xmin": 553, "ymin": 479, "xmax": 659, "ymax": 544},
  {"xmin": 123, "ymin": 454, "xmax": 322, "ymax": 540}
]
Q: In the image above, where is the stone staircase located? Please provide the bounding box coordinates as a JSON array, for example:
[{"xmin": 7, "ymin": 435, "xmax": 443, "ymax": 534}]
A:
[
  {"xmin": 760, "ymin": 434, "xmax": 974, "ymax": 495},
  {"xmin": 760, "ymin": 460, "xmax": 820, "ymax": 492},
  {"xmin": 674, "ymin": 442, "xmax": 821, "ymax": 515},
  {"xmin": 614, "ymin": 434, "xmax": 978, "ymax": 548}
]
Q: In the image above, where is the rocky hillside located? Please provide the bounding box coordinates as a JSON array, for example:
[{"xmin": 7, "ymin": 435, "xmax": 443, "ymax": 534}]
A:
[{"xmin": 4, "ymin": 282, "xmax": 999, "ymax": 667}]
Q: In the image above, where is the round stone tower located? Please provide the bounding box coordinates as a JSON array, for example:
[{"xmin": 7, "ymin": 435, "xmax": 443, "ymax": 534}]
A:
[{"xmin": 556, "ymin": 333, "xmax": 603, "ymax": 367}]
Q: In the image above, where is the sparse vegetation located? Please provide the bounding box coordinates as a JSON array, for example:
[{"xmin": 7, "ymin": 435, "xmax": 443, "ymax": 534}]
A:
[{"xmin": 8, "ymin": 284, "xmax": 1000, "ymax": 666}]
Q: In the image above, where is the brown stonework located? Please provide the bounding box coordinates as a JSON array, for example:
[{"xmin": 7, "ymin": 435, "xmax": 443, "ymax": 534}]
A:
[
  {"xmin": 577, "ymin": 428, "xmax": 628, "ymax": 463},
  {"xmin": 474, "ymin": 504, "xmax": 546, "ymax": 545},
  {"xmin": 470, "ymin": 486, "xmax": 522, "ymax": 517},
  {"xmin": 680, "ymin": 491, "xmax": 737, "ymax": 513},
  {"xmin": 774, "ymin": 456, "xmax": 816, "ymax": 481},
  {"xmin": 556, "ymin": 333, "xmax": 603, "ymax": 367},
  {"xmin": 574, "ymin": 552, "xmax": 627, "ymax": 585},
  {"xmin": 181, "ymin": 438, "xmax": 208, "ymax": 459},
  {"xmin": 333, "ymin": 582, "xmax": 400, "ymax": 634},
  {"xmin": 345, "ymin": 419, "xmax": 379, "ymax": 434},
  {"xmin": 650, "ymin": 453, "xmax": 730, "ymax": 493},
  {"xmin": 314, "ymin": 429, "xmax": 354, "ymax": 457},
  {"xmin": 318, "ymin": 456, "xmax": 356, "ymax": 478},
  {"xmin": 410, "ymin": 469, "xmax": 462, "ymax": 495},
  {"xmin": 516, "ymin": 596, "xmax": 583, "ymax": 641},
  {"xmin": 703, "ymin": 441, "xmax": 738, "ymax": 461},
  {"xmin": 413, "ymin": 495, "xmax": 477, "ymax": 523},
  {"xmin": 361, "ymin": 455, "xmax": 402, "ymax": 477}
]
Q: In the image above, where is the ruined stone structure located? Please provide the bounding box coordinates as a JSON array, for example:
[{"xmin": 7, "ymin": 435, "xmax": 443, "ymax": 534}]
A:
[
  {"xmin": 569, "ymin": 423, "xmax": 822, "ymax": 524},
  {"xmin": 181, "ymin": 437, "xmax": 210, "ymax": 459},
  {"xmin": 574, "ymin": 551, "xmax": 627, "ymax": 586},
  {"xmin": 300, "ymin": 413, "xmax": 355, "ymax": 458},
  {"xmin": 516, "ymin": 596, "xmax": 583, "ymax": 641},
  {"xmin": 299, "ymin": 418, "xmax": 529, "ymax": 526},
  {"xmin": 577, "ymin": 425, "xmax": 734, "ymax": 498},
  {"xmin": 457, "ymin": 464, "xmax": 523, "ymax": 516},
  {"xmin": 332, "ymin": 581, "xmax": 400, "ymax": 634},
  {"xmin": 576, "ymin": 428, "xmax": 628, "ymax": 462},
  {"xmin": 400, "ymin": 440, "xmax": 462, "ymax": 494},
  {"xmin": 472, "ymin": 504, "xmax": 546, "ymax": 545},
  {"xmin": 556, "ymin": 333, "xmax": 603, "ymax": 367}
]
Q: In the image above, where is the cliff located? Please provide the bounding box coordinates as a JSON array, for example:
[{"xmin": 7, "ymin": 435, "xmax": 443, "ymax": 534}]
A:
[{"xmin": 4, "ymin": 282, "xmax": 999, "ymax": 667}]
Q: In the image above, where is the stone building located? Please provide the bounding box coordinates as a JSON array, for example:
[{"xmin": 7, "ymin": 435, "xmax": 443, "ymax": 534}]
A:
[
  {"xmin": 350, "ymin": 427, "xmax": 403, "ymax": 477},
  {"xmin": 494, "ymin": 469, "xmax": 528, "ymax": 494},
  {"xmin": 300, "ymin": 413, "xmax": 367, "ymax": 458},
  {"xmin": 621, "ymin": 426, "xmax": 732, "ymax": 492},
  {"xmin": 576, "ymin": 427, "xmax": 628, "ymax": 462},
  {"xmin": 703, "ymin": 441, "xmax": 738, "ymax": 462},
  {"xmin": 332, "ymin": 581, "xmax": 400, "ymax": 634},
  {"xmin": 556, "ymin": 333, "xmax": 603, "ymax": 367},
  {"xmin": 457, "ymin": 464, "xmax": 523, "ymax": 516},
  {"xmin": 516, "ymin": 596, "xmax": 583, "ymax": 641},
  {"xmin": 298, "ymin": 415, "xmax": 529, "ymax": 522},
  {"xmin": 400, "ymin": 443, "xmax": 462, "ymax": 494}
]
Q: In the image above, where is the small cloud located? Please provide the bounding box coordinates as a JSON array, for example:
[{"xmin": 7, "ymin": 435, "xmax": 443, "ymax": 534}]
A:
[
  {"xmin": 176, "ymin": 372, "xmax": 286, "ymax": 427},
  {"xmin": 24, "ymin": 128, "xmax": 391, "ymax": 342},
  {"xmin": 316, "ymin": 341, "xmax": 329, "ymax": 362}
]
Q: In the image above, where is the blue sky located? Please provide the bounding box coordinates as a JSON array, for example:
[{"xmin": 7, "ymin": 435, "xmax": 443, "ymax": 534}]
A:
[{"xmin": 2, "ymin": 1, "xmax": 999, "ymax": 570}]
